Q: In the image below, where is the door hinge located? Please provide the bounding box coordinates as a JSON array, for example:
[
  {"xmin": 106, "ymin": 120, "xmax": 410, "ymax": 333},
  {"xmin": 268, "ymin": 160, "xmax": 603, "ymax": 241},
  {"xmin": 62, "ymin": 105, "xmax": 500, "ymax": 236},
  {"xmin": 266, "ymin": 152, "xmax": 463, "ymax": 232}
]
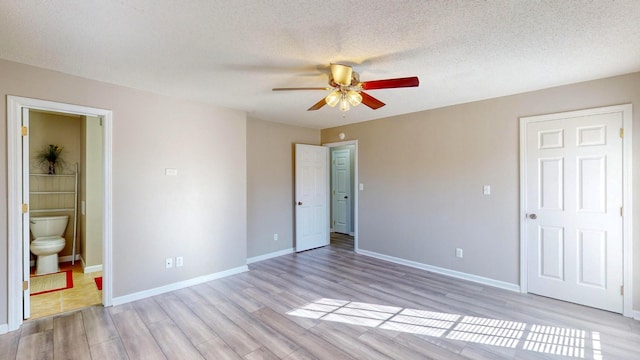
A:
[
  {"xmin": 621, "ymin": 285, "xmax": 624, "ymax": 296},
  {"xmin": 21, "ymin": 126, "xmax": 28, "ymax": 136},
  {"xmin": 23, "ymin": 281, "xmax": 28, "ymax": 291},
  {"xmin": 620, "ymin": 128, "xmax": 624, "ymax": 138},
  {"xmin": 22, "ymin": 203, "xmax": 28, "ymax": 213},
  {"xmin": 620, "ymin": 206, "xmax": 624, "ymax": 216}
]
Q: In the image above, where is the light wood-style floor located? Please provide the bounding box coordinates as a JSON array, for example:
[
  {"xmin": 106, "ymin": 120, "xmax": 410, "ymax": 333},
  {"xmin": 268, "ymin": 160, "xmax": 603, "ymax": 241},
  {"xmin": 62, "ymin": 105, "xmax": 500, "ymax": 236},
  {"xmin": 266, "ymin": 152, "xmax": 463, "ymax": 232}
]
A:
[
  {"xmin": 2, "ymin": 233, "xmax": 639, "ymax": 359},
  {"xmin": 30, "ymin": 262, "xmax": 103, "ymax": 319}
]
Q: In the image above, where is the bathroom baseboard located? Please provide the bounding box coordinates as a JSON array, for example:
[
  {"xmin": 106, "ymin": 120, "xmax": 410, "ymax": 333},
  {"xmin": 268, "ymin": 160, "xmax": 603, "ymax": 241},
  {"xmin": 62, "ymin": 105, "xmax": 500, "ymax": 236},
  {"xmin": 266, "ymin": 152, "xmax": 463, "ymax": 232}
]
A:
[
  {"xmin": 59, "ymin": 255, "xmax": 81, "ymax": 263},
  {"xmin": 111, "ymin": 265, "xmax": 249, "ymax": 306},
  {"xmin": 0, "ymin": 323, "xmax": 8, "ymax": 335},
  {"xmin": 83, "ymin": 264, "xmax": 103, "ymax": 273},
  {"xmin": 29, "ymin": 254, "xmax": 82, "ymax": 267},
  {"xmin": 247, "ymin": 248, "xmax": 294, "ymax": 264}
]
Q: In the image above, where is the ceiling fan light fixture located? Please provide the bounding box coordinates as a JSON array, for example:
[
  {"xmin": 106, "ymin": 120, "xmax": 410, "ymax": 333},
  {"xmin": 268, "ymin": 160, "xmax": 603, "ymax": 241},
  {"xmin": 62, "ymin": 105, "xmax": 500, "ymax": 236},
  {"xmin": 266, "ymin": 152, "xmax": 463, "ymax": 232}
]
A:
[
  {"xmin": 339, "ymin": 94, "xmax": 350, "ymax": 112},
  {"xmin": 331, "ymin": 64, "xmax": 353, "ymax": 86},
  {"xmin": 347, "ymin": 90, "xmax": 362, "ymax": 106},
  {"xmin": 325, "ymin": 91, "xmax": 341, "ymax": 107}
]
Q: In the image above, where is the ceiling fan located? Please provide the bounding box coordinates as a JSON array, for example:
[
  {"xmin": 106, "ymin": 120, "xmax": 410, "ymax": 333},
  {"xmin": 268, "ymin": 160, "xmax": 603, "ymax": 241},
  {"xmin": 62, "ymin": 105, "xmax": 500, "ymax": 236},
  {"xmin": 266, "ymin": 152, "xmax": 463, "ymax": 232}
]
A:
[{"xmin": 272, "ymin": 64, "xmax": 419, "ymax": 112}]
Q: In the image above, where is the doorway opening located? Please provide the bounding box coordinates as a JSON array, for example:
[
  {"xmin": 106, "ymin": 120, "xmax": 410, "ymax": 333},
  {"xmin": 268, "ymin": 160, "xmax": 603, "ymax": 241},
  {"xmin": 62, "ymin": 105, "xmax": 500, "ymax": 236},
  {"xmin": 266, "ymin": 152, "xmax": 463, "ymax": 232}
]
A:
[
  {"xmin": 27, "ymin": 110, "xmax": 104, "ymax": 319},
  {"xmin": 325, "ymin": 140, "xmax": 358, "ymax": 252},
  {"xmin": 7, "ymin": 96, "xmax": 113, "ymax": 331}
]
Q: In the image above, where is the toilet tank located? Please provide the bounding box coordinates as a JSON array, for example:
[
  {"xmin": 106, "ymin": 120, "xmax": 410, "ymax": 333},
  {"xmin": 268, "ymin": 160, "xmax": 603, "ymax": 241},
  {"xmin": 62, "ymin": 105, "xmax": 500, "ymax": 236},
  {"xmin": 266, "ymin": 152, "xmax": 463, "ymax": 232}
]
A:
[{"xmin": 30, "ymin": 215, "xmax": 69, "ymax": 238}]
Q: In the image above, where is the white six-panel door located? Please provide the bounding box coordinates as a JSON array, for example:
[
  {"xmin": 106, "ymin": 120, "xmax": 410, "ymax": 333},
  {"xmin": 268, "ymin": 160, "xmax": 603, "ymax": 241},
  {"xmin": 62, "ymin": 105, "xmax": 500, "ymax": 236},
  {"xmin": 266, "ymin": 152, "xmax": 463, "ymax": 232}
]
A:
[
  {"xmin": 524, "ymin": 109, "xmax": 624, "ymax": 313},
  {"xmin": 331, "ymin": 148, "xmax": 351, "ymax": 234},
  {"xmin": 295, "ymin": 144, "xmax": 329, "ymax": 252}
]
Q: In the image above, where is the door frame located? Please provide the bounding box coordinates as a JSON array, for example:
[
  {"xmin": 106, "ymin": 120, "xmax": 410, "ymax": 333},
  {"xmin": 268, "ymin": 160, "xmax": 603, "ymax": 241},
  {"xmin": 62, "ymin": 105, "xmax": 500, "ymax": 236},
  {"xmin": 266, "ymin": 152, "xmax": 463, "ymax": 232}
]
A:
[
  {"xmin": 324, "ymin": 140, "xmax": 359, "ymax": 252},
  {"xmin": 7, "ymin": 96, "xmax": 113, "ymax": 331},
  {"xmin": 518, "ymin": 104, "xmax": 633, "ymax": 317}
]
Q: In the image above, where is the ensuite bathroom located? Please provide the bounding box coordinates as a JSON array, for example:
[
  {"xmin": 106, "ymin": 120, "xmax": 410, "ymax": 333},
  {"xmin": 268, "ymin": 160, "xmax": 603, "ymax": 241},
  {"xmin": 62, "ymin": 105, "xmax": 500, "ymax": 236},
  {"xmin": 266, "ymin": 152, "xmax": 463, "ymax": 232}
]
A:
[{"xmin": 28, "ymin": 110, "xmax": 104, "ymax": 319}]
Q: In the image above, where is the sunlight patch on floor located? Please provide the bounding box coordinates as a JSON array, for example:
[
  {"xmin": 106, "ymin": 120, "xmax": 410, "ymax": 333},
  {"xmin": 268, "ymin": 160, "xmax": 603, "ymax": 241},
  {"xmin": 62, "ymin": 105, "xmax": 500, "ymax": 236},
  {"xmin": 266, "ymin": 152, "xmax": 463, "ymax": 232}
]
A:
[{"xmin": 287, "ymin": 298, "xmax": 602, "ymax": 359}]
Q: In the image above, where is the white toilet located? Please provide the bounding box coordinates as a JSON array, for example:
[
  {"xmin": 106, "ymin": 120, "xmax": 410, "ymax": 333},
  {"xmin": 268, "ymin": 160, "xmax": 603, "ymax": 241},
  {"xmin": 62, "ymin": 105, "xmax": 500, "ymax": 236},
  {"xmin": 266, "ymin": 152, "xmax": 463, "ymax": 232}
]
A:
[{"xmin": 30, "ymin": 215, "xmax": 68, "ymax": 275}]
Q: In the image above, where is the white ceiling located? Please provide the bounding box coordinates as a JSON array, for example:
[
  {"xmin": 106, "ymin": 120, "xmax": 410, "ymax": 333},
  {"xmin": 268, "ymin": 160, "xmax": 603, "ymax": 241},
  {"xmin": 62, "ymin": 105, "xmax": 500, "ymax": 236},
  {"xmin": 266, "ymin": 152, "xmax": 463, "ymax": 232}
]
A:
[{"xmin": 1, "ymin": 1, "xmax": 639, "ymax": 129}]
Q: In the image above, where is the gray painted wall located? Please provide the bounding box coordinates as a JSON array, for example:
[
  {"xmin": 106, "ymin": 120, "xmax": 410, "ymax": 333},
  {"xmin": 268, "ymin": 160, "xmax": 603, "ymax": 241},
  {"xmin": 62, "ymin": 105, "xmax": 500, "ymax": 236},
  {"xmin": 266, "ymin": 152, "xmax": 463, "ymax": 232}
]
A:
[
  {"xmin": 246, "ymin": 117, "xmax": 319, "ymax": 259},
  {"xmin": 0, "ymin": 59, "xmax": 247, "ymax": 325},
  {"xmin": 322, "ymin": 72, "xmax": 640, "ymax": 311}
]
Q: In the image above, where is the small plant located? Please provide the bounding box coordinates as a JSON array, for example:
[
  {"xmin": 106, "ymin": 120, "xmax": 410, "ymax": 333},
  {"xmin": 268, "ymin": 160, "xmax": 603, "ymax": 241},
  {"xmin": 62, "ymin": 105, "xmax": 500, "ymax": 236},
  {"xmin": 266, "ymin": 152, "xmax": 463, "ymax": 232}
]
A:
[{"xmin": 36, "ymin": 144, "xmax": 65, "ymax": 174}]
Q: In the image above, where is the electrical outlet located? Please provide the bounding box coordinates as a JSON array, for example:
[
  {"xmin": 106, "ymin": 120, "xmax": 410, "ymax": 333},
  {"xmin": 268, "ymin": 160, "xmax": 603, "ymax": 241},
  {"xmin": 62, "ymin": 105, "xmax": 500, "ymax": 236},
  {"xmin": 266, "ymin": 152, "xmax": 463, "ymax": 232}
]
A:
[
  {"xmin": 455, "ymin": 248, "xmax": 463, "ymax": 258},
  {"xmin": 165, "ymin": 257, "xmax": 173, "ymax": 268},
  {"xmin": 274, "ymin": 233, "xmax": 278, "ymax": 241},
  {"xmin": 176, "ymin": 256, "xmax": 184, "ymax": 267}
]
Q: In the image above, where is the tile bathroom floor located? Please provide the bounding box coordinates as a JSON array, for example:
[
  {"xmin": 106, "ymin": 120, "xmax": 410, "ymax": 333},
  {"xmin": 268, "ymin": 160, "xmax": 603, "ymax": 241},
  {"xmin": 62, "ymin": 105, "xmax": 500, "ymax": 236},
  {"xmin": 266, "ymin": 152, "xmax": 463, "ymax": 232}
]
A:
[{"xmin": 29, "ymin": 261, "xmax": 102, "ymax": 319}]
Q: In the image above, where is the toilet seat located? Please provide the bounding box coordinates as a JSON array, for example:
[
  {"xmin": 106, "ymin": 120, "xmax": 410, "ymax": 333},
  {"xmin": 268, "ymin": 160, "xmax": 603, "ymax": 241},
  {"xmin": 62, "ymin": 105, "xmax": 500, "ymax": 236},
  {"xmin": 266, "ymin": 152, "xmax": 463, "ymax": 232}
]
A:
[
  {"xmin": 32, "ymin": 236, "xmax": 66, "ymax": 247},
  {"xmin": 30, "ymin": 236, "xmax": 66, "ymax": 255}
]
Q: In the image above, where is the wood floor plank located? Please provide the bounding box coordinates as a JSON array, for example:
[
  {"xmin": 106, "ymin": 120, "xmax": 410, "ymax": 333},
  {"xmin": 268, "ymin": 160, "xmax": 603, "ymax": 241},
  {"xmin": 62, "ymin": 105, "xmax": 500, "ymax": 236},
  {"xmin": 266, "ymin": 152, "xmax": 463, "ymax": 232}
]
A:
[
  {"xmin": 213, "ymin": 300, "xmax": 299, "ymax": 358},
  {"xmin": 153, "ymin": 293, "xmax": 218, "ymax": 346},
  {"xmin": 195, "ymin": 336, "xmax": 244, "ymax": 360},
  {"xmin": 252, "ymin": 307, "xmax": 356, "ymax": 360},
  {"xmin": 16, "ymin": 331, "xmax": 53, "ymax": 360},
  {"xmin": 185, "ymin": 301, "xmax": 261, "ymax": 356},
  {"xmin": 308, "ymin": 322, "xmax": 392, "ymax": 360},
  {"xmin": 111, "ymin": 308, "xmax": 166, "ymax": 359},
  {"xmin": 0, "ymin": 328, "xmax": 20, "ymax": 360},
  {"xmin": 52, "ymin": 312, "xmax": 91, "ymax": 360},
  {"xmin": 89, "ymin": 338, "xmax": 129, "ymax": 360},
  {"xmin": 147, "ymin": 319, "xmax": 204, "ymax": 360},
  {"xmin": 244, "ymin": 347, "xmax": 279, "ymax": 360},
  {"xmin": 81, "ymin": 305, "xmax": 120, "ymax": 345},
  {"xmin": 132, "ymin": 297, "xmax": 170, "ymax": 325}
]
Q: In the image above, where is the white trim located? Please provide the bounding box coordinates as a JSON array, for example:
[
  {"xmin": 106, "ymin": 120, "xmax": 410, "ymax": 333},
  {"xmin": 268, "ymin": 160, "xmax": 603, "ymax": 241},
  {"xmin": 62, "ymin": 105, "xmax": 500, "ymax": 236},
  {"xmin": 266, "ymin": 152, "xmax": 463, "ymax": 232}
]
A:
[
  {"xmin": 247, "ymin": 248, "xmax": 294, "ymax": 264},
  {"xmin": 0, "ymin": 323, "xmax": 8, "ymax": 335},
  {"xmin": 519, "ymin": 104, "xmax": 633, "ymax": 317},
  {"xmin": 323, "ymin": 140, "xmax": 359, "ymax": 252},
  {"xmin": 111, "ymin": 265, "xmax": 249, "ymax": 306},
  {"xmin": 29, "ymin": 254, "xmax": 81, "ymax": 267},
  {"xmin": 83, "ymin": 264, "xmax": 103, "ymax": 273},
  {"xmin": 7, "ymin": 96, "xmax": 114, "ymax": 331},
  {"xmin": 359, "ymin": 249, "xmax": 520, "ymax": 292},
  {"xmin": 621, "ymin": 105, "xmax": 633, "ymax": 318},
  {"xmin": 58, "ymin": 254, "xmax": 81, "ymax": 263}
]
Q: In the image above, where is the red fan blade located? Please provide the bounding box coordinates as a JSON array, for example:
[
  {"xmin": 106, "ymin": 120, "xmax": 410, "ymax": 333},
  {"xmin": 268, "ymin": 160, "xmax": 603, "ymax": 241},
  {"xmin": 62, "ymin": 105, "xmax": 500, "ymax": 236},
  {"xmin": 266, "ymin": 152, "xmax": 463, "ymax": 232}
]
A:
[
  {"xmin": 360, "ymin": 92, "xmax": 385, "ymax": 109},
  {"xmin": 361, "ymin": 76, "xmax": 419, "ymax": 90},
  {"xmin": 273, "ymin": 87, "xmax": 330, "ymax": 91},
  {"xmin": 307, "ymin": 98, "xmax": 327, "ymax": 111}
]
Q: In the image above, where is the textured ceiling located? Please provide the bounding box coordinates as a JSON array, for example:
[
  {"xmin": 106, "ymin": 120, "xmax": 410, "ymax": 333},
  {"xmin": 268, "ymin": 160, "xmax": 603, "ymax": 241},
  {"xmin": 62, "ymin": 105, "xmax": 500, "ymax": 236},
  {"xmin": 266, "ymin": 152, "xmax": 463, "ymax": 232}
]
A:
[{"xmin": 1, "ymin": 1, "xmax": 639, "ymax": 129}]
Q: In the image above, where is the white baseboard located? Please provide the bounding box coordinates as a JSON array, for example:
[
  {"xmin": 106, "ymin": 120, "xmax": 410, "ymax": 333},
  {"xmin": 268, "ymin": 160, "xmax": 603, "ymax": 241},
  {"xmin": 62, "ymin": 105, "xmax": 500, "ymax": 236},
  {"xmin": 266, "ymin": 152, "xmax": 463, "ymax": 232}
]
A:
[
  {"xmin": 629, "ymin": 309, "xmax": 640, "ymax": 320},
  {"xmin": 247, "ymin": 248, "xmax": 294, "ymax": 264},
  {"xmin": 111, "ymin": 265, "xmax": 249, "ymax": 306},
  {"xmin": 0, "ymin": 323, "xmax": 8, "ymax": 335},
  {"xmin": 83, "ymin": 264, "xmax": 103, "ymax": 273},
  {"xmin": 59, "ymin": 254, "xmax": 81, "ymax": 263},
  {"xmin": 29, "ymin": 254, "xmax": 81, "ymax": 267},
  {"xmin": 358, "ymin": 249, "xmax": 520, "ymax": 293}
]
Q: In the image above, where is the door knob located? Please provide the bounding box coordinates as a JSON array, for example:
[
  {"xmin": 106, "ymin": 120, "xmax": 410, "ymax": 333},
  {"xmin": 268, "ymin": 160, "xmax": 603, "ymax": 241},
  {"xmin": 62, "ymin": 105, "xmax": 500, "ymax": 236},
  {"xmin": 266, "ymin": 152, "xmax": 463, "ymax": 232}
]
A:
[
  {"xmin": 344, "ymin": 196, "xmax": 348, "ymax": 199},
  {"xmin": 298, "ymin": 201, "xmax": 302, "ymax": 205},
  {"xmin": 528, "ymin": 213, "xmax": 537, "ymax": 219}
]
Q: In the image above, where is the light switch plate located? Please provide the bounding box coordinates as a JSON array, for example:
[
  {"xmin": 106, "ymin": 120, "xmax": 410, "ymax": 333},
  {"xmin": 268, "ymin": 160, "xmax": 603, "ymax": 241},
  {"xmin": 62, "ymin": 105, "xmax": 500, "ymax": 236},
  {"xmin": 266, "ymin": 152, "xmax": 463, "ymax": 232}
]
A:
[
  {"xmin": 165, "ymin": 168, "xmax": 178, "ymax": 176},
  {"xmin": 483, "ymin": 185, "xmax": 491, "ymax": 195}
]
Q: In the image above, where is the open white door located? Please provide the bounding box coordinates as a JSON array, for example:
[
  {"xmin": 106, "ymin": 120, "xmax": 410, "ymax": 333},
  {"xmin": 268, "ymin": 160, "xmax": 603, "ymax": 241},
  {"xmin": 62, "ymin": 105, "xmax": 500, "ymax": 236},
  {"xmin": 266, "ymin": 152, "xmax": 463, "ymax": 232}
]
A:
[
  {"xmin": 331, "ymin": 148, "xmax": 351, "ymax": 234},
  {"xmin": 523, "ymin": 108, "xmax": 624, "ymax": 313},
  {"xmin": 295, "ymin": 144, "xmax": 329, "ymax": 252},
  {"xmin": 22, "ymin": 108, "xmax": 31, "ymax": 319}
]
